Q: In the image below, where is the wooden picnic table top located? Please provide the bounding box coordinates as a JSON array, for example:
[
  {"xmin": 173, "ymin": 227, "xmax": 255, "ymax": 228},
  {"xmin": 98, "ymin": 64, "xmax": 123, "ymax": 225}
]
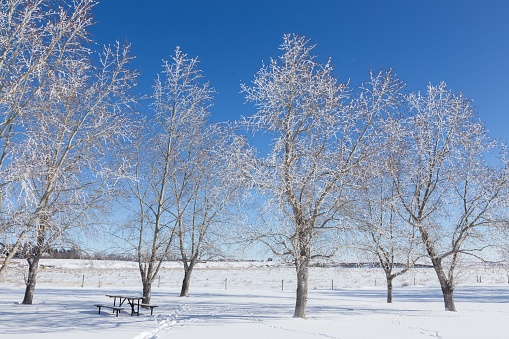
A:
[{"xmin": 106, "ymin": 294, "xmax": 143, "ymax": 300}]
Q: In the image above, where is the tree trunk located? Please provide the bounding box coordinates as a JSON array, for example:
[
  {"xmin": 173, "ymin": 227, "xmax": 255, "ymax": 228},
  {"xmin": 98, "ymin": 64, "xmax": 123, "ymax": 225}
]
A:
[
  {"xmin": 440, "ymin": 282, "xmax": 456, "ymax": 311},
  {"xmin": 386, "ymin": 275, "xmax": 393, "ymax": 303},
  {"xmin": 294, "ymin": 258, "xmax": 309, "ymax": 318},
  {"xmin": 139, "ymin": 263, "xmax": 153, "ymax": 304},
  {"xmin": 180, "ymin": 268, "xmax": 193, "ymax": 297},
  {"xmin": 431, "ymin": 258, "xmax": 457, "ymax": 311},
  {"xmin": 142, "ymin": 280, "xmax": 152, "ymax": 304},
  {"xmin": 420, "ymin": 227, "xmax": 457, "ymax": 311},
  {"xmin": 22, "ymin": 256, "xmax": 41, "ymax": 304}
]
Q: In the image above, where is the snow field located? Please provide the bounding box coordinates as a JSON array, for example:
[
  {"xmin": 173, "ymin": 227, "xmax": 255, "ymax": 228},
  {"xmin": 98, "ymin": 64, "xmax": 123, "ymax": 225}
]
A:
[{"xmin": 1, "ymin": 259, "xmax": 509, "ymax": 338}]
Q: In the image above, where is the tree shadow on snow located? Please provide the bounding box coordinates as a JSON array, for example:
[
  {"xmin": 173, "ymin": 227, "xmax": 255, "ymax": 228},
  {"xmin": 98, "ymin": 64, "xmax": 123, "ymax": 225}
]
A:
[
  {"xmin": 321, "ymin": 286, "xmax": 509, "ymax": 305},
  {"xmin": 2, "ymin": 284, "xmax": 508, "ymax": 335},
  {"xmin": 0, "ymin": 287, "xmax": 151, "ymax": 335}
]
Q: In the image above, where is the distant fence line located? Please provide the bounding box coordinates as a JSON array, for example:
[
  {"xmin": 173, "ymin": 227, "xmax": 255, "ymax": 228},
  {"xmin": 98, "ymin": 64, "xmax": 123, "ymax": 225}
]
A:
[{"xmin": 2, "ymin": 261, "xmax": 509, "ymax": 289}]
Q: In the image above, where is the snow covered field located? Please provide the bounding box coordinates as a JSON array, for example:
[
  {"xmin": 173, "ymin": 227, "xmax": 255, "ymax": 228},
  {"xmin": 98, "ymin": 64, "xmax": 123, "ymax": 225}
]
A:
[{"xmin": 1, "ymin": 259, "xmax": 509, "ymax": 338}]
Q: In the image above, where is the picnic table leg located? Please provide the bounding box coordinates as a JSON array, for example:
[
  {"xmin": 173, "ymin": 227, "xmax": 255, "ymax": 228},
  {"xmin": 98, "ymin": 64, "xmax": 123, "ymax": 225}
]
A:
[
  {"xmin": 127, "ymin": 299, "xmax": 140, "ymax": 316},
  {"xmin": 129, "ymin": 300, "xmax": 135, "ymax": 316}
]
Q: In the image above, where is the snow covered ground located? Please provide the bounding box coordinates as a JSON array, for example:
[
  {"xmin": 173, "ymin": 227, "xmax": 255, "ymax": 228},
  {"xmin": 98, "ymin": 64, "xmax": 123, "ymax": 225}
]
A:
[{"xmin": 1, "ymin": 259, "xmax": 509, "ymax": 338}]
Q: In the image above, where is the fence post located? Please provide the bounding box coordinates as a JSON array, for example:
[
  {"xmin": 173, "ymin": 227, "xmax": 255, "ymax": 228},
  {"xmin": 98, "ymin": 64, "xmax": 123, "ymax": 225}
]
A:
[
  {"xmin": 225, "ymin": 278, "xmax": 227, "ymax": 290},
  {"xmin": 81, "ymin": 274, "xmax": 85, "ymax": 288},
  {"xmin": 281, "ymin": 280, "xmax": 284, "ymax": 291},
  {"xmin": 158, "ymin": 275, "xmax": 160, "ymax": 288},
  {"xmin": 331, "ymin": 279, "xmax": 334, "ymax": 290}
]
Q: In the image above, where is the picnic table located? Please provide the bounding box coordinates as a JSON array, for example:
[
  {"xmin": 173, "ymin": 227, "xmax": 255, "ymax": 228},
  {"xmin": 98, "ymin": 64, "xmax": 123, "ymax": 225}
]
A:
[
  {"xmin": 94, "ymin": 294, "xmax": 159, "ymax": 317},
  {"xmin": 105, "ymin": 294, "xmax": 143, "ymax": 316}
]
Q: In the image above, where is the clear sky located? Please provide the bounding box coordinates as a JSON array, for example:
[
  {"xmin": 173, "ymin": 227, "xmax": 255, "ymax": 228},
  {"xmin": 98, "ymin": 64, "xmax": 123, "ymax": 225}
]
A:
[{"xmin": 91, "ymin": 0, "xmax": 509, "ymax": 143}]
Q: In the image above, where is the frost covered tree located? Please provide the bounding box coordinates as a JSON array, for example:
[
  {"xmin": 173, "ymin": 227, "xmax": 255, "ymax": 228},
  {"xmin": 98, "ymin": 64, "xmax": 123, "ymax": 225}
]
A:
[
  {"xmin": 153, "ymin": 49, "xmax": 251, "ymax": 298},
  {"xmin": 174, "ymin": 123, "xmax": 251, "ymax": 297},
  {"xmin": 354, "ymin": 153, "xmax": 422, "ymax": 303},
  {"xmin": 0, "ymin": 0, "xmax": 99, "ymax": 278},
  {"xmin": 388, "ymin": 83, "xmax": 509, "ymax": 311},
  {"xmin": 0, "ymin": 0, "xmax": 95, "ymax": 275},
  {"xmin": 123, "ymin": 48, "xmax": 249, "ymax": 302},
  {"xmin": 120, "ymin": 47, "xmax": 214, "ymax": 304},
  {"xmin": 117, "ymin": 120, "xmax": 177, "ymax": 305},
  {"xmin": 152, "ymin": 48, "xmax": 216, "ymax": 300},
  {"xmin": 14, "ymin": 41, "xmax": 136, "ymax": 304},
  {"xmin": 241, "ymin": 34, "xmax": 404, "ymax": 318}
]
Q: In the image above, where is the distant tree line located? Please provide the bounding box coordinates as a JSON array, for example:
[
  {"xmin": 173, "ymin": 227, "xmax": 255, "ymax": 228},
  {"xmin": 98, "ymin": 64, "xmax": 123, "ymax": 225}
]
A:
[{"xmin": 1, "ymin": 243, "xmax": 80, "ymax": 260}]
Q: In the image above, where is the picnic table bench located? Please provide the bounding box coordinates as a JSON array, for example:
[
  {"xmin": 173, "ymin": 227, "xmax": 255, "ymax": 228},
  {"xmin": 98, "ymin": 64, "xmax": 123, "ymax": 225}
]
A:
[
  {"xmin": 94, "ymin": 304, "xmax": 124, "ymax": 317},
  {"xmin": 140, "ymin": 303, "xmax": 159, "ymax": 315}
]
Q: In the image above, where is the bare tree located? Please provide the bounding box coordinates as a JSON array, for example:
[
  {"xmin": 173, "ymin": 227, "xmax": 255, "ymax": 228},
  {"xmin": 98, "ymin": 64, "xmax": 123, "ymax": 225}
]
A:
[
  {"xmin": 352, "ymin": 116, "xmax": 424, "ymax": 303},
  {"xmin": 0, "ymin": 0, "xmax": 98, "ymax": 278},
  {"xmin": 241, "ymin": 34, "xmax": 404, "ymax": 318},
  {"xmin": 389, "ymin": 82, "xmax": 509, "ymax": 311},
  {"xmin": 354, "ymin": 167, "xmax": 422, "ymax": 303},
  {"xmin": 11, "ymin": 41, "xmax": 136, "ymax": 304},
  {"xmin": 175, "ymin": 123, "xmax": 251, "ymax": 297},
  {"xmin": 123, "ymin": 47, "xmax": 220, "ymax": 303},
  {"xmin": 117, "ymin": 121, "xmax": 177, "ymax": 304}
]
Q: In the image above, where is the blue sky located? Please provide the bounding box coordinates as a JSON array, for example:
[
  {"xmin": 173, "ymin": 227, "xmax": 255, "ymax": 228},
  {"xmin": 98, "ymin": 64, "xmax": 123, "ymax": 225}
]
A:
[{"xmin": 91, "ymin": 0, "xmax": 509, "ymax": 143}]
